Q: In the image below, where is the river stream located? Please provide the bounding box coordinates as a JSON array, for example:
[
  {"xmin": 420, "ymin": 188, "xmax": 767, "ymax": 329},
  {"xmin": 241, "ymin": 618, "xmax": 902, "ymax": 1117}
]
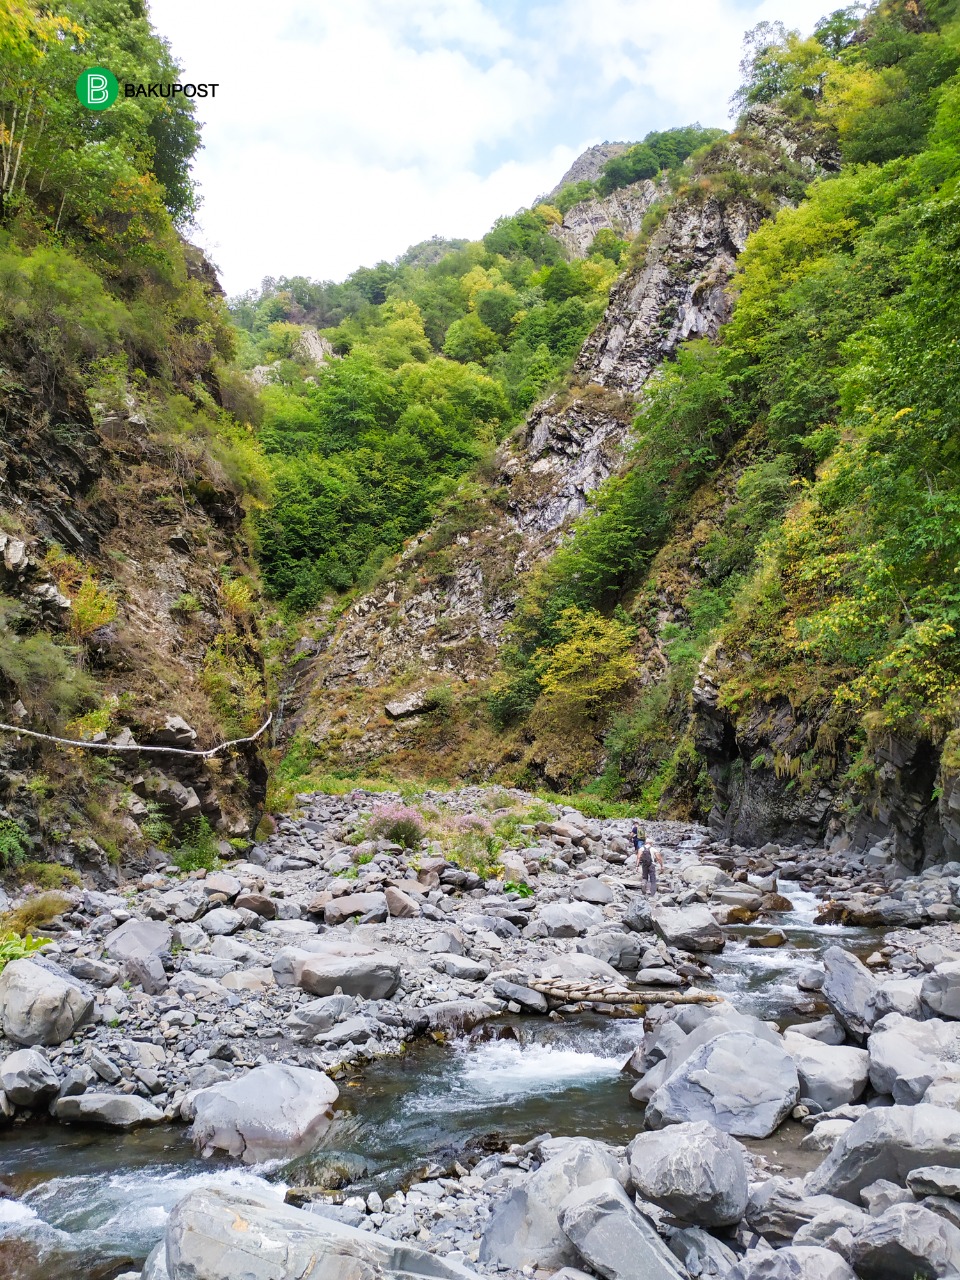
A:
[{"xmin": 0, "ymin": 880, "xmax": 877, "ymax": 1279}]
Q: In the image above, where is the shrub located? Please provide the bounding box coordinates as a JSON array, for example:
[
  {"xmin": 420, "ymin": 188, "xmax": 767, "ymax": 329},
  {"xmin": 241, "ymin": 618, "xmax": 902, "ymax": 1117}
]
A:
[
  {"xmin": 16, "ymin": 862, "xmax": 81, "ymax": 890},
  {"xmin": 0, "ymin": 930, "xmax": 45, "ymax": 971},
  {"xmin": 3, "ymin": 892, "xmax": 73, "ymax": 935},
  {"xmin": 0, "ymin": 819, "xmax": 29, "ymax": 870},
  {"xmin": 365, "ymin": 802, "xmax": 426, "ymax": 848},
  {"xmin": 172, "ymin": 818, "xmax": 221, "ymax": 872}
]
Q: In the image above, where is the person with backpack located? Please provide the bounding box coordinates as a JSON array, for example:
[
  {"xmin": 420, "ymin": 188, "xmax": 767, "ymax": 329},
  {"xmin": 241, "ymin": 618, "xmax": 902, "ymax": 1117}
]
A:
[{"xmin": 632, "ymin": 823, "xmax": 664, "ymax": 896}]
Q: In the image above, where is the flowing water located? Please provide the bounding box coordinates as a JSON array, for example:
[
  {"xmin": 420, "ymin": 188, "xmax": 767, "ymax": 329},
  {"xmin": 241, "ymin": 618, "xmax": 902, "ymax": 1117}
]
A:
[{"xmin": 0, "ymin": 878, "xmax": 876, "ymax": 1278}]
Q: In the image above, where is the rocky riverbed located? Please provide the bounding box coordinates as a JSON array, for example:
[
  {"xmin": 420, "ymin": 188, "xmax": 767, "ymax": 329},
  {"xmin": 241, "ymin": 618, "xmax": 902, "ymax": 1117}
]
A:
[{"xmin": 3, "ymin": 787, "xmax": 960, "ymax": 1278}]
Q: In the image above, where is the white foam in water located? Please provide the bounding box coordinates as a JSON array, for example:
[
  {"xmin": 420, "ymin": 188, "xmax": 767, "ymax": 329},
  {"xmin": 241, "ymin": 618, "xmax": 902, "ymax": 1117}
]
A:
[
  {"xmin": 459, "ymin": 1039, "xmax": 625, "ymax": 1098},
  {"xmin": 0, "ymin": 1198, "xmax": 40, "ymax": 1231}
]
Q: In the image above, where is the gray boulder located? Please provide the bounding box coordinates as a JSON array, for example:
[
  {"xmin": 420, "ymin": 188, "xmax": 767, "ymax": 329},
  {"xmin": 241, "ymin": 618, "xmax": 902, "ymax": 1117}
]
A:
[
  {"xmin": 667, "ymin": 1226, "xmax": 738, "ymax": 1276},
  {"xmin": 782, "ymin": 1033, "xmax": 869, "ymax": 1110},
  {"xmin": 906, "ymin": 1165, "xmax": 960, "ymax": 1197},
  {"xmin": 821, "ymin": 946, "xmax": 879, "ymax": 1041},
  {"xmin": 191, "ymin": 1063, "xmax": 339, "ymax": 1163},
  {"xmin": 54, "ymin": 1093, "xmax": 163, "ymax": 1128},
  {"xmin": 199, "ymin": 907, "xmax": 244, "ymax": 936},
  {"xmin": 850, "ymin": 1201, "xmax": 960, "ymax": 1278},
  {"xmin": 646, "ymin": 1029, "xmax": 799, "ymax": 1138},
  {"xmin": 538, "ymin": 903, "xmax": 604, "ymax": 937},
  {"xmin": 298, "ymin": 946, "xmax": 401, "ymax": 1000},
  {"xmin": 806, "ymin": 1104, "xmax": 960, "ymax": 1201},
  {"xmin": 491, "ymin": 979, "xmax": 549, "ymax": 1014},
  {"xmin": 725, "ymin": 1248, "xmax": 856, "ymax": 1279},
  {"xmin": 0, "ymin": 959, "xmax": 93, "ymax": 1046},
  {"xmin": 284, "ymin": 994, "xmax": 357, "ymax": 1040},
  {"xmin": 141, "ymin": 1241, "xmax": 169, "ymax": 1280},
  {"xmin": 0, "ymin": 1048, "xmax": 59, "ymax": 1105},
  {"xmin": 165, "ymin": 1185, "xmax": 481, "ymax": 1280},
  {"xmin": 479, "ymin": 1138, "xmax": 622, "ymax": 1269},
  {"xmin": 746, "ymin": 1177, "xmax": 856, "ymax": 1245},
  {"xmin": 324, "ymin": 892, "xmax": 388, "ymax": 926},
  {"xmin": 922, "ymin": 961, "xmax": 960, "ymax": 1020},
  {"xmin": 868, "ymin": 1014, "xmax": 960, "ymax": 1104},
  {"xmin": 102, "ymin": 918, "xmax": 171, "ymax": 962},
  {"xmin": 652, "ymin": 905, "xmax": 724, "ymax": 953},
  {"xmin": 558, "ymin": 1177, "xmax": 684, "ymax": 1280},
  {"xmin": 628, "ymin": 1120, "xmax": 748, "ymax": 1226}
]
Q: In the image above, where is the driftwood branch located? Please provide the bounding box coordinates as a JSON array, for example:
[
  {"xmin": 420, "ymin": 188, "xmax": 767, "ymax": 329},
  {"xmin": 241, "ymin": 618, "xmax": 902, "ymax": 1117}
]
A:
[{"xmin": 0, "ymin": 713, "xmax": 273, "ymax": 759}]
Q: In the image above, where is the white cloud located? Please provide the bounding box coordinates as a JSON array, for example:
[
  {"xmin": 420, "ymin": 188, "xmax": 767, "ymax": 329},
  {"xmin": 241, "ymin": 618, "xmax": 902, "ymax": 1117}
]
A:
[{"xmin": 149, "ymin": 0, "xmax": 834, "ymax": 294}]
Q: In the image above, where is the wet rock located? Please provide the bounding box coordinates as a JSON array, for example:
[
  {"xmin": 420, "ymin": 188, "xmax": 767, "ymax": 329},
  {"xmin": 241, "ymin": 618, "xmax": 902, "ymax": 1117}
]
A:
[
  {"xmin": 820, "ymin": 946, "xmax": 879, "ymax": 1042},
  {"xmin": 725, "ymin": 1246, "xmax": 857, "ymax": 1278},
  {"xmin": 646, "ymin": 1029, "xmax": 799, "ymax": 1138},
  {"xmin": 651, "ymin": 905, "xmax": 724, "ymax": 953},
  {"xmin": 849, "ymin": 1201, "xmax": 960, "ymax": 1278},
  {"xmin": 54, "ymin": 1093, "xmax": 163, "ymax": 1128},
  {"xmin": 0, "ymin": 959, "xmax": 93, "ymax": 1046},
  {"xmin": 0, "ymin": 1048, "xmax": 59, "ymax": 1106},
  {"xmin": 423, "ymin": 1000, "xmax": 497, "ymax": 1033},
  {"xmin": 782, "ymin": 1034, "xmax": 869, "ymax": 1111},
  {"xmin": 165, "ymin": 1185, "xmax": 480, "ymax": 1280},
  {"xmin": 479, "ymin": 1137, "xmax": 622, "ymax": 1269},
  {"xmin": 805, "ymin": 1104, "xmax": 960, "ymax": 1202},
  {"xmin": 628, "ymin": 1120, "xmax": 749, "ymax": 1226},
  {"xmin": 191, "ymin": 1063, "xmax": 339, "ymax": 1163},
  {"xmin": 558, "ymin": 1177, "xmax": 684, "ymax": 1280}
]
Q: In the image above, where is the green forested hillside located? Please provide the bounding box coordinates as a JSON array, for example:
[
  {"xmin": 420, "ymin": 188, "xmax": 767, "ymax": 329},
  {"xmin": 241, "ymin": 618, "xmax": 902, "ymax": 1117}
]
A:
[
  {"xmin": 0, "ymin": 0, "xmax": 270, "ymax": 862},
  {"xmin": 493, "ymin": 0, "xmax": 960, "ymax": 818}
]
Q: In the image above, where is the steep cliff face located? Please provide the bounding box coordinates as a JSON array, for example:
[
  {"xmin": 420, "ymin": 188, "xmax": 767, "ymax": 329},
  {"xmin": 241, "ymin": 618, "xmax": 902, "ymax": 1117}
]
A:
[
  {"xmin": 0, "ymin": 253, "xmax": 269, "ymax": 879},
  {"xmin": 541, "ymin": 143, "xmax": 629, "ymax": 202},
  {"xmin": 290, "ymin": 109, "xmax": 829, "ymax": 780},
  {"xmin": 549, "ymin": 179, "xmax": 662, "ymax": 259}
]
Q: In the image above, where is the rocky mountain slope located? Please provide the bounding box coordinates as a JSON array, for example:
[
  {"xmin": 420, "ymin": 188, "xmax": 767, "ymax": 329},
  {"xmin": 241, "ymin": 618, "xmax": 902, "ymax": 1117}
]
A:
[{"xmin": 288, "ymin": 107, "xmax": 832, "ymax": 790}]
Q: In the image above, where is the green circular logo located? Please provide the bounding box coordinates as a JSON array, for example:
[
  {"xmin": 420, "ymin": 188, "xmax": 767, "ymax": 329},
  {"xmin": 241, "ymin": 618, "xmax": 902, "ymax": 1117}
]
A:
[{"xmin": 76, "ymin": 66, "xmax": 119, "ymax": 111}]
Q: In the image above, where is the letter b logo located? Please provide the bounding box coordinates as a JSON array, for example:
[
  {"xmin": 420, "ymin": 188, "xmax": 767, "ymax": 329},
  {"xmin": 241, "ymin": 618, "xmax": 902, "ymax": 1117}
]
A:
[{"xmin": 76, "ymin": 67, "xmax": 119, "ymax": 110}]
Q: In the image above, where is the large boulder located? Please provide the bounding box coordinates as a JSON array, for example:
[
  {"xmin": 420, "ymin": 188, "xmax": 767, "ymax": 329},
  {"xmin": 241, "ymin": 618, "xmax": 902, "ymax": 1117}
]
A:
[
  {"xmin": 0, "ymin": 1047, "xmax": 59, "ymax": 1105},
  {"xmin": 558, "ymin": 1177, "xmax": 684, "ymax": 1280},
  {"xmin": 745, "ymin": 1177, "xmax": 857, "ymax": 1245},
  {"xmin": 191, "ymin": 1063, "xmax": 339, "ymax": 1163},
  {"xmin": 805, "ymin": 1104, "xmax": 960, "ymax": 1201},
  {"xmin": 538, "ymin": 903, "xmax": 604, "ymax": 937},
  {"xmin": 922, "ymin": 960, "xmax": 960, "ymax": 1019},
  {"xmin": 165, "ymin": 1185, "xmax": 480, "ymax": 1280},
  {"xmin": 628, "ymin": 1120, "xmax": 749, "ymax": 1226},
  {"xmin": 102, "ymin": 919, "xmax": 171, "ymax": 963},
  {"xmin": 324, "ymin": 892, "xmax": 388, "ymax": 926},
  {"xmin": 54, "ymin": 1093, "xmax": 163, "ymax": 1128},
  {"xmin": 820, "ymin": 946, "xmax": 879, "ymax": 1041},
  {"xmin": 646, "ymin": 1030, "xmax": 799, "ymax": 1138},
  {"xmin": 299, "ymin": 951, "xmax": 401, "ymax": 1000},
  {"xmin": 867, "ymin": 1013, "xmax": 960, "ymax": 1104},
  {"xmin": 725, "ymin": 1248, "xmax": 857, "ymax": 1279},
  {"xmin": 849, "ymin": 1201, "xmax": 960, "ymax": 1278},
  {"xmin": 0, "ymin": 959, "xmax": 93, "ymax": 1046},
  {"xmin": 782, "ymin": 1034, "xmax": 870, "ymax": 1111},
  {"xmin": 651, "ymin": 905, "xmax": 724, "ymax": 953},
  {"xmin": 479, "ymin": 1138, "xmax": 622, "ymax": 1269}
]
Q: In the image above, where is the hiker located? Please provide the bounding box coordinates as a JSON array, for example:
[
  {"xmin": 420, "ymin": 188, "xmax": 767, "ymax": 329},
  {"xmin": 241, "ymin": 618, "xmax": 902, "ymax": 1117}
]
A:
[{"xmin": 634, "ymin": 826, "xmax": 664, "ymax": 896}]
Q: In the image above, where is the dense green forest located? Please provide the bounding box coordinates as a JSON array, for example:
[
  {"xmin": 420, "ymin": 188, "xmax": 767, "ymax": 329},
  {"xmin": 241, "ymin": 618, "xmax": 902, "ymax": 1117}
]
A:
[
  {"xmin": 228, "ymin": 126, "xmax": 723, "ymax": 610},
  {"xmin": 489, "ymin": 0, "xmax": 960, "ymax": 803}
]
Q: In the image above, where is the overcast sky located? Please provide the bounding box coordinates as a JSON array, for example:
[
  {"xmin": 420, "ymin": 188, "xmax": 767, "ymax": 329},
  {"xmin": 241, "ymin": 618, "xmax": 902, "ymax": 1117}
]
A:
[{"xmin": 148, "ymin": 0, "xmax": 831, "ymax": 296}]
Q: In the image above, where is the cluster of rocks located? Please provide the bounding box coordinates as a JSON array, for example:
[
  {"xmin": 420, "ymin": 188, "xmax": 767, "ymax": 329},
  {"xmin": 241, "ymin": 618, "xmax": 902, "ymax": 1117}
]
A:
[{"xmin": 7, "ymin": 785, "xmax": 960, "ymax": 1278}]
